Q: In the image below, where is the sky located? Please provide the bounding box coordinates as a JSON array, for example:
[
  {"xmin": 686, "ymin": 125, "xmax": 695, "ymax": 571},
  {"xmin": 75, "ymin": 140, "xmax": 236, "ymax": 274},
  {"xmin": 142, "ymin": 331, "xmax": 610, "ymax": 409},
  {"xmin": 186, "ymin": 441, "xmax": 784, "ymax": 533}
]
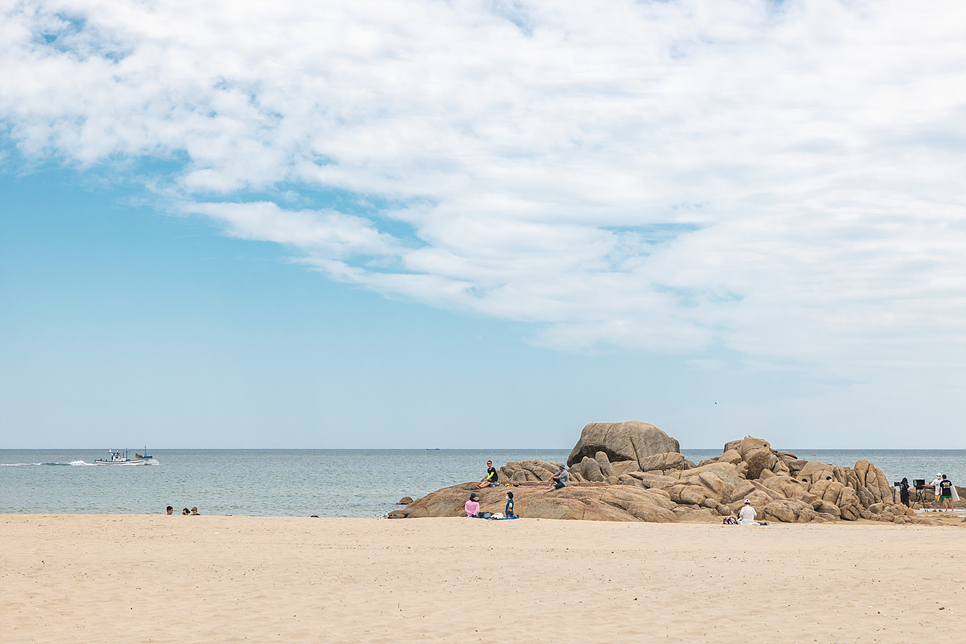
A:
[{"xmin": 1, "ymin": 0, "xmax": 964, "ymax": 449}]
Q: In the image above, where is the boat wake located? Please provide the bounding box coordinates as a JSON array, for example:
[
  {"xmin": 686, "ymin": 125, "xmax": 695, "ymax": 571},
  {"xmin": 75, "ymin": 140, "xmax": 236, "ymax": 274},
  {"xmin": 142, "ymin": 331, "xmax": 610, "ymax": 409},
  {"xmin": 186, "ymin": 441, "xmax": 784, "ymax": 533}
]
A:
[{"xmin": 0, "ymin": 461, "xmax": 96, "ymax": 467}]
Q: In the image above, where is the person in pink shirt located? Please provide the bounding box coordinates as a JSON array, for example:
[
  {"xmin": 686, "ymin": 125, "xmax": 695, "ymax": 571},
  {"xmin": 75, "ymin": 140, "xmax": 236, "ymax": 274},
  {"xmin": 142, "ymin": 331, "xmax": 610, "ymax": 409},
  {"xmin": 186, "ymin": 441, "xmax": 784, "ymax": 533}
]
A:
[{"xmin": 465, "ymin": 492, "xmax": 480, "ymax": 517}]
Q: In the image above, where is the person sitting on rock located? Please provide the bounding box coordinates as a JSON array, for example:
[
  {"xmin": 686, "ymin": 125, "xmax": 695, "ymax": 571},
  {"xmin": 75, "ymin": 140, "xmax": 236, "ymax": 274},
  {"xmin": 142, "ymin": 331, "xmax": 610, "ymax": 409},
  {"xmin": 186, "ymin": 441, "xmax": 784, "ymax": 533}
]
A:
[
  {"xmin": 478, "ymin": 460, "xmax": 499, "ymax": 488},
  {"xmin": 545, "ymin": 465, "xmax": 569, "ymax": 491},
  {"xmin": 465, "ymin": 493, "xmax": 481, "ymax": 517},
  {"xmin": 739, "ymin": 499, "xmax": 759, "ymax": 525}
]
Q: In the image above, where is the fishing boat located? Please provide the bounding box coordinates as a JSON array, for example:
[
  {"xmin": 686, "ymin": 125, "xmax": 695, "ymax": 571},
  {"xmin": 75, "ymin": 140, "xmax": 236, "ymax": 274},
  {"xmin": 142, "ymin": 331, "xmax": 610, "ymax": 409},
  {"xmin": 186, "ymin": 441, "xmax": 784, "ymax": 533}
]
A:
[{"xmin": 94, "ymin": 448, "xmax": 158, "ymax": 466}]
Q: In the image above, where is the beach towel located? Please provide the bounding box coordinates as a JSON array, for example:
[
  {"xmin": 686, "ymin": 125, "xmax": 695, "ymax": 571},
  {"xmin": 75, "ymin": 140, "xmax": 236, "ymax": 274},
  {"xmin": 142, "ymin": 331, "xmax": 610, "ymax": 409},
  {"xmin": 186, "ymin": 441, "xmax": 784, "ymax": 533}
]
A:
[{"xmin": 485, "ymin": 515, "xmax": 519, "ymax": 520}]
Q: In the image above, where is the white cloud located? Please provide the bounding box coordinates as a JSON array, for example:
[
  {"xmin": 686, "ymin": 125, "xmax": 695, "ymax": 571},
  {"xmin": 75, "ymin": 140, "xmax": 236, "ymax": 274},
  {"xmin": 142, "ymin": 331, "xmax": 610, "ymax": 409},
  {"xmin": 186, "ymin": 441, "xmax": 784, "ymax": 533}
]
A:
[
  {"xmin": 183, "ymin": 201, "xmax": 402, "ymax": 259},
  {"xmin": 2, "ymin": 0, "xmax": 965, "ymax": 389}
]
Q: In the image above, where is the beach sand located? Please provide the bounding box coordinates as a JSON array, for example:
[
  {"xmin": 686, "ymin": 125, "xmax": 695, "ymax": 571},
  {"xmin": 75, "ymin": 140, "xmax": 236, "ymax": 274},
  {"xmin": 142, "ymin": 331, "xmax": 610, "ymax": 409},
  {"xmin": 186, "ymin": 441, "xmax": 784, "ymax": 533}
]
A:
[{"xmin": 2, "ymin": 514, "xmax": 963, "ymax": 643}]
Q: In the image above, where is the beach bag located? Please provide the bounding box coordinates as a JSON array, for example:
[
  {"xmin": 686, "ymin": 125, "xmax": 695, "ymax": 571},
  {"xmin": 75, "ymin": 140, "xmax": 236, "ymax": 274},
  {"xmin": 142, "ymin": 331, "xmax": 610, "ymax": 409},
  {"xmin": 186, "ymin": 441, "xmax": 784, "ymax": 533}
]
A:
[{"xmin": 722, "ymin": 516, "xmax": 739, "ymax": 525}]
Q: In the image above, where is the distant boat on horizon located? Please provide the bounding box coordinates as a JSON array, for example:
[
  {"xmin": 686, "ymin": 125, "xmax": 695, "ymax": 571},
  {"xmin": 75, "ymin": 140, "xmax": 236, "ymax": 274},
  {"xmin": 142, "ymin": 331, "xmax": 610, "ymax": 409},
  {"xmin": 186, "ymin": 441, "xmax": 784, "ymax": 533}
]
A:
[{"xmin": 94, "ymin": 448, "xmax": 158, "ymax": 466}]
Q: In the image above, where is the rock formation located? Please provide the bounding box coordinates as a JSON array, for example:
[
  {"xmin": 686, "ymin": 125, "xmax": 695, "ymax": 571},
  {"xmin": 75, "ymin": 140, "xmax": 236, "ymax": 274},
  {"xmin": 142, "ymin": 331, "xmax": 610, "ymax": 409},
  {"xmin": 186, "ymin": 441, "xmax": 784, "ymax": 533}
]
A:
[
  {"xmin": 391, "ymin": 426, "xmax": 939, "ymax": 525},
  {"xmin": 567, "ymin": 421, "xmax": 680, "ymax": 468}
]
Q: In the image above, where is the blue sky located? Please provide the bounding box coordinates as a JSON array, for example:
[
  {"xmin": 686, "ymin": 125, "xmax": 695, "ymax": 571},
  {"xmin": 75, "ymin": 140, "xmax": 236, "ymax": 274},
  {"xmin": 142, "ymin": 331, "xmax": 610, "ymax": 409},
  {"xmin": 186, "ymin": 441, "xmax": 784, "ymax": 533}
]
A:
[
  {"xmin": 1, "ymin": 165, "xmax": 796, "ymax": 448},
  {"xmin": 1, "ymin": 1, "xmax": 965, "ymax": 448}
]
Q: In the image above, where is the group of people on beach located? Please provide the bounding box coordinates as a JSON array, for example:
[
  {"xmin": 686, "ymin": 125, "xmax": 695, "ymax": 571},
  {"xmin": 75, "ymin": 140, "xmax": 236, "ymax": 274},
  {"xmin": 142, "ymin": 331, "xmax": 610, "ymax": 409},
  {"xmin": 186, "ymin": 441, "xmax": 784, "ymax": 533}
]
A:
[
  {"xmin": 895, "ymin": 474, "xmax": 958, "ymax": 511},
  {"xmin": 926, "ymin": 473, "xmax": 956, "ymax": 511},
  {"xmin": 464, "ymin": 491, "xmax": 515, "ymax": 518},
  {"xmin": 466, "ymin": 460, "xmax": 571, "ymax": 517},
  {"xmin": 166, "ymin": 506, "xmax": 200, "ymax": 515}
]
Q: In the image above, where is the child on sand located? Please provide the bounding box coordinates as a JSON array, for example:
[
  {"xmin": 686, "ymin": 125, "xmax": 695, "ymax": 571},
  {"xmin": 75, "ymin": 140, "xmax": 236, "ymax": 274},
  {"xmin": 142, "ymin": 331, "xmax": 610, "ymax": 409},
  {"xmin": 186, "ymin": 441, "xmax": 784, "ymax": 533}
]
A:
[{"xmin": 505, "ymin": 492, "xmax": 514, "ymax": 517}]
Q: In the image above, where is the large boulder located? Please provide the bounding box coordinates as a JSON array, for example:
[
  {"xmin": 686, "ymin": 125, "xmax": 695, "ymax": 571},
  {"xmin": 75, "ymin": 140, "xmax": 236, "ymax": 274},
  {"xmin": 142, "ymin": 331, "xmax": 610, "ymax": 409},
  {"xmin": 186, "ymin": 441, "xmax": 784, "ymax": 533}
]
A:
[
  {"xmin": 718, "ymin": 449, "xmax": 742, "ymax": 465},
  {"xmin": 763, "ymin": 498, "xmax": 818, "ymax": 523},
  {"xmin": 595, "ymin": 451, "xmax": 615, "ymax": 478},
  {"xmin": 796, "ymin": 461, "xmax": 834, "ymax": 485},
  {"xmin": 694, "ymin": 470, "xmax": 736, "ymax": 503},
  {"xmin": 639, "ymin": 451, "xmax": 691, "ymax": 473},
  {"xmin": 628, "ymin": 472, "xmax": 680, "ymax": 489},
  {"xmin": 668, "ymin": 484, "xmax": 710, "ymax": 505},
  {"xmin": 676, "ymin": 462, "xmax": 742, "ymax": 486},
  {"xmin": 576, "ymin": 456, "xmax": 606, "ymax": 482},
  {"xmin": 567, "ymin": 421, "xmax": 679, "ymax": 468},
  {"xmin": 600, "ymin": 487, "xmax": 678, "ymax": 512},
  {"xmin": 673, "ymin": 463, "xmax": 741, "ymax": 502},
  {"xmin": 611, "ymin": 460, "xmax": 640, "ymax": 477},
  {"xmin": 500, "ymin": 459, "xmax": 561, "ymax": 483},
  {"xmin": 737, "ymin": 437, "xmax": 773, "ymax": 479}
]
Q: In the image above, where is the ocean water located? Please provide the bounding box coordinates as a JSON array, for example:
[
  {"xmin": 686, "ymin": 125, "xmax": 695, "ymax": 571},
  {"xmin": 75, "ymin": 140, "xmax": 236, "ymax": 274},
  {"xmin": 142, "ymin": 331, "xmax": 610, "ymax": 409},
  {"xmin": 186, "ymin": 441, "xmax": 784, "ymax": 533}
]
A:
[{"xmin": 2, "ymin": 448, "xmax": 964, "ymax": 517}]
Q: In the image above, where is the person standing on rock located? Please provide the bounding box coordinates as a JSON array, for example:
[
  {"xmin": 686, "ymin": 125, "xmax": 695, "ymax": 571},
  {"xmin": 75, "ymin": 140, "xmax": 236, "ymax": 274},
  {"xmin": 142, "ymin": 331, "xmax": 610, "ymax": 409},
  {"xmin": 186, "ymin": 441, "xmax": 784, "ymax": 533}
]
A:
[
  {"xmin": 739, "ymin": 500, "xmax": 758, "ymax": 525},
  {"xmin": 478, "ymin": 461, "xmax": 499, "ymax": 488},
  {"xmin": 545, "ymin": 464, "xmax": 569, "ymax": 491}
]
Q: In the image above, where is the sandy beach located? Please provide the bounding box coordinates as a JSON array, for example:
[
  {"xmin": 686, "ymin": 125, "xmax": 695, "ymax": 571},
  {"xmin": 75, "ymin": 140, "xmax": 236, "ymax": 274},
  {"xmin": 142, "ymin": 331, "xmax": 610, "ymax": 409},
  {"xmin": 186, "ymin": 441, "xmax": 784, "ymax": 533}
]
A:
[{"xmin": 2, "ymin": 514, "xmax": 963, "ymax": 643}]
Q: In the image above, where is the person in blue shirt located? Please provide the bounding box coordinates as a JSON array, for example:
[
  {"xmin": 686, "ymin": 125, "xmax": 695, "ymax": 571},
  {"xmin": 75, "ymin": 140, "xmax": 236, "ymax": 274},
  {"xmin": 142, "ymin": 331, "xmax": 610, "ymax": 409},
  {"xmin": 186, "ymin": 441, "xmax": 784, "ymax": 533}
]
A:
[{"xmin": 505, "ymin": 491, "xmax": 515, "ymax": 517}]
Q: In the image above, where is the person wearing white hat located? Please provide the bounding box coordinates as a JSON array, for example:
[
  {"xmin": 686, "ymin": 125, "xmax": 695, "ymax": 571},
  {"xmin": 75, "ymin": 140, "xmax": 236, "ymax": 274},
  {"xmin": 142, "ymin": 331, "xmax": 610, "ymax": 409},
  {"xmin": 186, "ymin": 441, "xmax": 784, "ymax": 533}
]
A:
[
  {"xmin": 738, "ymin": 499, "xmax": 758, "ymax": 525},
  {"xmin": 928, "ymin": 473, "xmax": 943, "ymax": 511}
]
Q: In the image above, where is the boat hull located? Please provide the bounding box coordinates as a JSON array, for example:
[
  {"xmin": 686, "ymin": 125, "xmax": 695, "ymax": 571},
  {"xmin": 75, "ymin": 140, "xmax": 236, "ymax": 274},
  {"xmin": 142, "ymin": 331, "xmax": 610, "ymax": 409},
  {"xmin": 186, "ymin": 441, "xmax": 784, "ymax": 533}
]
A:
[{"xmin": 94, "ymin": 458, "xmax": 157, "ymax": 466}]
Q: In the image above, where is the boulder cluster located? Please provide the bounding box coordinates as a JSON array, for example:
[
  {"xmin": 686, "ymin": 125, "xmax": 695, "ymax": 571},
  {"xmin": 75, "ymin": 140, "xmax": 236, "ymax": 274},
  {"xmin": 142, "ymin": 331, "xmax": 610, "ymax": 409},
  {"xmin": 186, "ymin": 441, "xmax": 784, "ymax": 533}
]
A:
[{"xmin": 391, "ymin": 422, "xmax": 934, "ymax": 524}]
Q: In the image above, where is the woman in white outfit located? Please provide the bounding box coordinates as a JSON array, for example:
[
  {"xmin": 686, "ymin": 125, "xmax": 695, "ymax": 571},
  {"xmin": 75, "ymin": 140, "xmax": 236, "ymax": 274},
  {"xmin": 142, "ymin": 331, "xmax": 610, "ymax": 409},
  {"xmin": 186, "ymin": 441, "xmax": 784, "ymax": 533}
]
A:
[
  {"xmin": 929, "ymin": 473, "xmax": 943, "ymax": 511},
  {"xmin": 739, "ymin": 499, "xmax": 758, "ymax": 525}
]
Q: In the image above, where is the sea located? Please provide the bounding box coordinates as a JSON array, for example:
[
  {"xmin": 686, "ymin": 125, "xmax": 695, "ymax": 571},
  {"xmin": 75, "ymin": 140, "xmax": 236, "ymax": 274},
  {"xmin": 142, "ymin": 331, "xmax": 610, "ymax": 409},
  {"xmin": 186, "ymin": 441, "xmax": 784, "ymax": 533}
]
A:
[{"xmin": 2, "ymin": 448, "xmax": 964, "ymax": 518}]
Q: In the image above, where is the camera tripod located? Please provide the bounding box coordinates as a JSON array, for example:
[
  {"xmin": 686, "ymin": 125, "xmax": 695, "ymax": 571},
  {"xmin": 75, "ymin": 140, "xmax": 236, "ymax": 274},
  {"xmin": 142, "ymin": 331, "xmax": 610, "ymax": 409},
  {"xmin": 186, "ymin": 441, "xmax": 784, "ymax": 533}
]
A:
[{"xmin": 914, "ymin": 480, "xmax": 928, "ymax": 509}]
